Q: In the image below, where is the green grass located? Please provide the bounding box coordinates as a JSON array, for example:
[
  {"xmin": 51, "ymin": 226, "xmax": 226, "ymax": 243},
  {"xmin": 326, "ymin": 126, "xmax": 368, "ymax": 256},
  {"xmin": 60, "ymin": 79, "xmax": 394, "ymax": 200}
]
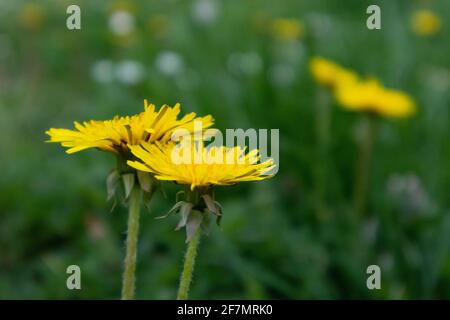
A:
[{"xmin": 0, "ymin": 0, "xmax": 449, "ymax": 299}]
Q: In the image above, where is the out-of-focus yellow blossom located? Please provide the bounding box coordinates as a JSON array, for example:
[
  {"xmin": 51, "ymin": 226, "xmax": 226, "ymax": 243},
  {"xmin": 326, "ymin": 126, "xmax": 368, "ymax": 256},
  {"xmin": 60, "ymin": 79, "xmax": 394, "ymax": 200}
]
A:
[
  {"xmin": 410, "ymin": 10, "xmax": 441, "ymax": 36},
  {"xmin": 19, "ymin": 3, "xmax": 45, "ymax": 31},
  {"xmin": 309, "ymin": 56, "xmax": 358, "ymax": 89},
  {"xmin": 46, "ymin": 100, "xmax": 214, "ymax": 155},
  {"xmin": 147, "ymin": 14, "xmax": 169, "ymax": 39},
  {"xmin": 109, "ymin": 0, "xmax": 137, "ymax": 14},
  {"xmin": 335, "ymin": 79, "xmax": 416, "ymax": 118},
  {"xmin": 271, "ymin": 18, "xmax": 304, "ymax": 41},
  {"xmin": 252, "ymin": 11, "xmax": 270, "ymax": 33},
  {"xmin": 127, "ymin": 140, "xmax": 275, "ymax": 191}
]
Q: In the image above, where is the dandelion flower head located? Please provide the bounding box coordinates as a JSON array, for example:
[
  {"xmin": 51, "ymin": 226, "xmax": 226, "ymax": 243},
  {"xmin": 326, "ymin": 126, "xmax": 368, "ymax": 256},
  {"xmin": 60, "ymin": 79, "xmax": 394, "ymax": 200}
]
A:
[
  {"xmin": 46, "ymin": 100, "xmax": 214, "ymax": 155},
  {"xmin": 127, "ymin": 140, "xmax": 275, "ymax": 190},
  {"xmin": 335, "ymin": 79, "xmax": 416, "ymax": 118},
  {"xmin": 309, "ymin": 56, "xmax": 358, "ymax": 89},
  {"xmin": 410, "ymin": 10, "xmax": 441, "ymax": 36}
]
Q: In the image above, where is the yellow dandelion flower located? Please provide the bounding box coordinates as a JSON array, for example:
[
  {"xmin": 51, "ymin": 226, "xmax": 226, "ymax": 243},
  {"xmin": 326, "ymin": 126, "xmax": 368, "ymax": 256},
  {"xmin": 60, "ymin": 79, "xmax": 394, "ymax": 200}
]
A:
[
  {"xmin": 46, "ymin": 100, "xmax": 214, "ymax": 155},
  {"xmin": 410, "ymin": 10, "xmax": 441, "ymax": 36},
  {"xmin": 309, "ymin": 56, "xmax": 358, "ymax": 89},
  {"xmin": 127, "ymin": 140, "xmax": 275, "ymax": 191},
  {"xmin": 271, "ymin": 18, "xmax": 304, "ymax": 41},
  {"xmin": 335, "ymin": 79, "xmax": 416, "ymax": 118}
]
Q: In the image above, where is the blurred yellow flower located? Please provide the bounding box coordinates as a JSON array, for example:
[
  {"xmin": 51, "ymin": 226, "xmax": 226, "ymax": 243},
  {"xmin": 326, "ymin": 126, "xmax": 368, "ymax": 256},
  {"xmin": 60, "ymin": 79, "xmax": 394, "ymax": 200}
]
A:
[
  {"xmin": 46, "ymin": 100, "xmax": 214, "ymax": 155},
  {"xmin": 19, "ymin": 3, "xmax": 45, "ymax": 31},
  {"xmin": 109, "ymin": 0, "xmax": 137, "ymax": 14},
  {"xmin": 309, "ymin": 56, "xmax": 358, "ymax": 89},
  {"xmin": 335, "ymin": 79, "xmax": 416, "ymax": 118},
  {"xmin": 410, "ymin": 10, "xmax": 441, "ymax": 36},
  {"xmin": 127, "ymin": 141, "xmax": 275, "ymax": 190},
  {"xmin": 271, "ymin": 18, "xmax": 304, "ymax": 41},
  {"xmin": 252, "ymin": 11, "xmax": 271, "ymax": 34},
  {"xmin": 147, "ymin": 14, "xmax": 169, "ymax": 39}
]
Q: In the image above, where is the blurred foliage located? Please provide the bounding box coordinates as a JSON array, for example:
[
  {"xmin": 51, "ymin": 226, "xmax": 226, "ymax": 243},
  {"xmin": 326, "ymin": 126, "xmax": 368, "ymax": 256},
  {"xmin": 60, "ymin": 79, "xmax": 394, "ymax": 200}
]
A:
[{"xmin": 0, "ymin": 0, "xmax": 449, "ymax": 299}]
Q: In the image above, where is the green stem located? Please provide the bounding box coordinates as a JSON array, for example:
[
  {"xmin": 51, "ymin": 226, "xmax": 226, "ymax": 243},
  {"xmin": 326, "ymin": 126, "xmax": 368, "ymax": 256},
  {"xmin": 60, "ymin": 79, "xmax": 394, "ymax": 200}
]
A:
[
  {"xmin": 314, "ymin": 88, "xmax": 331, "ymax": 219},
  {"xmin": 177, "ymin": 227, "xmax": 201, "ymax": 300},
  {"xmin": 353, "ymin": 113, "xmax": 377, "ymax": 216},
  {"xmin": 121, "ymin": 185, "xmax": 141, "ymax": 300}
]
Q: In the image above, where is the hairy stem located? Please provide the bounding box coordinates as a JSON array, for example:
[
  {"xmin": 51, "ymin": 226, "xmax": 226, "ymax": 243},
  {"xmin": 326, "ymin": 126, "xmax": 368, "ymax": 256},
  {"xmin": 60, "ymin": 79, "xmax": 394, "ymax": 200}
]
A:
[
  {"xmin": 177, "ymin": 228, "xmax": 201, "ymax": 300},
  {"xmin": 121, "ymin": 185, "xmax": 141, "ymax": 300}
]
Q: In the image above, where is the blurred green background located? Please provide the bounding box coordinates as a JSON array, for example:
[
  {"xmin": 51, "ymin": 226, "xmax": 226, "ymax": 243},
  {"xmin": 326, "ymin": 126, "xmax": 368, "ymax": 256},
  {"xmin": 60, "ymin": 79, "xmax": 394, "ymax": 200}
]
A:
[{"xmin": 0, "ymin": 0, "xmax": 449, "ymax": 299}]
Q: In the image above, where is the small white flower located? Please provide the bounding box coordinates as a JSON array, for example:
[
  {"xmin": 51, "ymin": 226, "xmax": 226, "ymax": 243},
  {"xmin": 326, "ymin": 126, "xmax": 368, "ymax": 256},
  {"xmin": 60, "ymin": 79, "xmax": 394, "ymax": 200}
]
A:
[
  {"xmin": 268, "ymin": 64, "xmax": 295, "ymax": 87},
  {"xmin": 362, "ymin": 217, "xmax": 379, "ymax": 245},
  {"xmin": 91, "ymin": 59, "xmax": 114, "ymax": 83},
  {"xmin": 115, "ymin": 60, "xmax": 144, "ymax": 85},
  {"xmin": 386, "ymin": 173, "xmax": 435, "ymax": 215},
  {"xmin": 191, "ymin": 0, "xmax": 218, "ymax": 25},
  {"xmin": 228, "ymin": 52, "xmax": 263, "ymax": 76},
  {"xmin": 175, "ymin": 69, "xmax": 200, "ymax": 91},
  {"xmin": 155, "ymin": 51, "xmax": 184, "ymax": 76},
  {"xmin": 305, "ymin": 12, "xmax": 334, "ymax": 39},
  {"xmin": 419, "ymin": 65, "xmax": 450, "ymax": 92},
  {"xmin": 109, "ymin": 10, "xmax": 135, "ymax": 36},
  {"xmin": 272, "ymin": 41, "xmax": 305, "ymax": 65}
]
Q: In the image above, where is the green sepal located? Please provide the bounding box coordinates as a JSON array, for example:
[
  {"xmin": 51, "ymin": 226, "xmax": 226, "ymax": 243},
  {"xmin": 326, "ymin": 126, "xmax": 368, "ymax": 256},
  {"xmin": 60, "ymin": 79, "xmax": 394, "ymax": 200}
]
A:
[
  {"xmin": 214, "ymin": 201, "xmax": 224, "ymax": 227},
  {"xmin": 214, "ymin": 201, "xmax": 223, "ymax": 214},
  {"xmin": 106, "ymin": 169, "xmax": 120, "ymax": 202},
  {"xmin": 201, "ymin": 194, "xmax": 222, "ymax": 216},
  {"xmin": 216, "ymin": 215, "xmax": 222, "ymax": 227},
  {"xmin": 176, "ymin": 191, "xmax": 185, "ymax": 203},
  {"xmin": 185, "ymin": 210, "xmax": 203, "ymax": 243},
  {"xmin": 176, "ymin": 202, "xmax": 194, "ymax": 231},
  {"xmin": 143, "ymin": 189, "xmax": 156, "ymax": 211},
  {"xmin": 201, "ymin": 209, "xmax": 211, "ymax": 236},
  {"xmin": 155, "ymin": 201, "xmax": 186, "ymax": 219},
  {"xmin": 159, "ymin": 182, "xmax": 168, "ymax": 198},
  {"xmin": 109, "ymin": 199, "xmax": 117, "ymax": 213},
  {"xmin": 137, "ymin": 171, "xmax": 152, "ymax": 193},
  {"xmin": 122, "ymin": 173, "xmax": 135, "ymax": 199}
]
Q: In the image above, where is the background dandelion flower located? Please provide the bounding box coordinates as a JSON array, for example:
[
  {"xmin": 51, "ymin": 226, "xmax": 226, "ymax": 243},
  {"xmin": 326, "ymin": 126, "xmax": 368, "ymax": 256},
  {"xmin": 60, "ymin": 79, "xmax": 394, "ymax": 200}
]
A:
[
  {"xmin": 410, "ymin": 10, "xmax": 441, "ymax": 36},
  {"xmin": 309, "ymin": 56, "xmax": 358, "ymax": 89},
  {"xmin": 335, "ymin": 79, "xmax": 416, "ymax": 118},
  {"xmin": 271, "ymin": 18, "xmax": 304, "ymax": 41}
]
